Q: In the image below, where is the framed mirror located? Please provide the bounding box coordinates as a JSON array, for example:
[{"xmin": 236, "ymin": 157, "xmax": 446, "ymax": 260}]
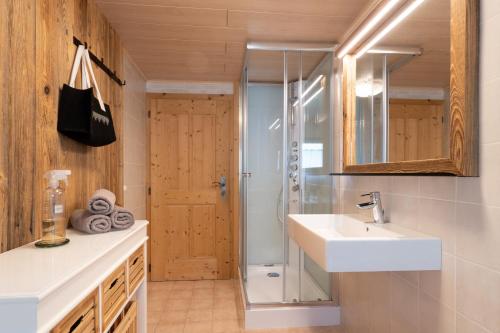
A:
[{"xmin": 342, "ymin": 0, "xmax": 479, "ymax": 176}]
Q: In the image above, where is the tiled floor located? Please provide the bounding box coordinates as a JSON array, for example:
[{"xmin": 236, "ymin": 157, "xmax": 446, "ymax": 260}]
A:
[{"xmin": 147, "ymin": 280, "xmax": 343, "ymax": 333}]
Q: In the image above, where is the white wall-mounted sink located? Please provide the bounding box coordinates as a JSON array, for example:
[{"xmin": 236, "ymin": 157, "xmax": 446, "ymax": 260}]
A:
[{"xmin": 288, "ymin": 214, "xmax": 441, "ymax": 272}]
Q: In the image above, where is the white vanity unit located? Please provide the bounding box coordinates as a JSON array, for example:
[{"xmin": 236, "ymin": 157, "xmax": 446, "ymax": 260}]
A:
[{"xmin": 0, "ymin": 220, "xmax": 148, "ymax": 333}]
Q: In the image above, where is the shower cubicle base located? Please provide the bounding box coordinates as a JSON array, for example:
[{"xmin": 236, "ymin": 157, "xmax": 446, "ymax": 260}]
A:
[
  {"xmin": 237, "ymin": 267, "xmax": 341, "ymax": 330},
  {"xmin": 245, "ymin": 264, "xmax": 329, "ymax": 303}
]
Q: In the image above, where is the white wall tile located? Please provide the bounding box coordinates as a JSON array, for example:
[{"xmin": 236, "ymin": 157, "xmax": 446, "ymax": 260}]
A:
[
  {"xmin": 480, "ymin": 12, "xmax": 500, "ymax": 84},
  {"xmin": 388, "ymin": 176, "xmax": 419, "ymax": 196},
  {"xmin": 480, "ymin": 78, "xmax": 500, "ymax": 144},
  {"xmin": 456, "ymin": 259, "xmax": 500, "ymax": 332},
  {"xmin": 481, "ymin": 0, "xmax": 500, "ymax": 21},
  {"xmin": 386, "ymin": 194, "xmax": 419, "ymax": 229},
  {"xmin": 420, "ymin": 252, "xmax": 456, "ymax": 309},
  {"xmin": 418, "ymin": 291, "xmax": 456, "ymax": 333},
  {"xmin": 456, "ymin": 314, "xmax": 491, "ymax": 333},
  {"xmin": 457, "ymin": 143, "xmax": 500, "ymax": 206},
  {"xmin": 390, "ymin": 274, "xmax": 419, "ymax": 333},
  {"xmin": 456, "ymin": 203, "xmax": 500, "ymax": 272},
  {"xmin": 417, "ymin": 198, "xmax": 456, "ymax": 254},
  {"xmin": 419, "ymin": 176, "xmax": 456, "ymax": 201}
]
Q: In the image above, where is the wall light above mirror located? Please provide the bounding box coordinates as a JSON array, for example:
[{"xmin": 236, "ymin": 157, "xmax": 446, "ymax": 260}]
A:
[{"xmin": 340, "ymin": 0, "xmax": 478, "ymax": 176}]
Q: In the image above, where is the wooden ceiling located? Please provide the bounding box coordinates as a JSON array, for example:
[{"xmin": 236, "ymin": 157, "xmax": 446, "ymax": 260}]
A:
[
  {"xmin": 385, "ymin": 0, "xmax": 450, "ymax": 89},
  {"xmin": 95, "ymin": 0, "xmax": 371, "ymax": 81},
  {"xmin": 246, "ymin": 50, "xmax": 329, "ymax": 83},
  {"xmin": 96, "ymin": 0, "xmax": 451, "ymax": 87}
]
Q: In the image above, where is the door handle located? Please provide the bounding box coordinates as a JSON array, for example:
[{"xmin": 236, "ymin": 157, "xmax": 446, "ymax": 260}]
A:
[{"xmin": 212, "ymin": 176, "xmax": 226, "ymax": 196}]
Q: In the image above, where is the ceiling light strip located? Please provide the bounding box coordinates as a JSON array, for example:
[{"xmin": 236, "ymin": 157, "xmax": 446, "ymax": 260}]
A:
[
  {"xmin": 355, "ymin": 0, "xmax": 426, "ymax": 59},
  {"xmin": 293, "ymin": 75, "xmax": 325, "ymax": 107},
  {"xmin": 337, "ymin": 0, "xmax": 401, "ymax": 58},
  {"xmin": 303, "ymin": 86, "xmax": 325, "ymax": 107},
  {"xmin": 368, "ymin": 46, "xmax": 423, "ymax": 55},
  {"xmin": 247, "ymin": 42, "xmax": 337, "ymax": 52}
]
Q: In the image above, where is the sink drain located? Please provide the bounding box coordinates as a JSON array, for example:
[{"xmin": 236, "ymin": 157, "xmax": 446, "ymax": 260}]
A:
[{"xmin": 267, "ymin": 272, "xmax": 280, "ymax": 278}]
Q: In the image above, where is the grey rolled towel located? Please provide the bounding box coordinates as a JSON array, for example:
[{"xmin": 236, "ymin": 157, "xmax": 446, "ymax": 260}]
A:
[
  {"xmin": 88, "ymin": 189, "xmax": 116, "ymax": 215},
  {"xmin": 110, "ymin": 205, "xmax": 135, "ymax": 230},
  {"xmin": 70, "ymin": 209, "xmax": 111, "ymax": 234}
]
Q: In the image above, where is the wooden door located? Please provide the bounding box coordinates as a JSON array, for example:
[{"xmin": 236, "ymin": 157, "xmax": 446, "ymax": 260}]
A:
[{"xmin": 150, "ymin": 95, "xmax": 232, "ymax": 281}]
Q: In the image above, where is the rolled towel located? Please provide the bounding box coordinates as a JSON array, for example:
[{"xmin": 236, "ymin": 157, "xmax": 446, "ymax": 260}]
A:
[
  {"xmin": 70, "ymin": 209, "xmax": 111, "ymax": 234},
  {"xmin": 88, "ymin": 189, "xmax": 116, "ymax": 215},
  {"xmin": 110, "ymin": 205, "xmax": 135, "ymax": 230}
]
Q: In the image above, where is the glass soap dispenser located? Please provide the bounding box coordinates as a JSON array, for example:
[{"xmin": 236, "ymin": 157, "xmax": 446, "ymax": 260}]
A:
[{"xmin": 35, "ymin": 170, "xmax": 72, "ymax": 248}]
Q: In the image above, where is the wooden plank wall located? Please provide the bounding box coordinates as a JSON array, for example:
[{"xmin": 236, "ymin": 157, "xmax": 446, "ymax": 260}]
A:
[{"xmin": 0, "ymin": 0, "xmax": 123, "ymax": 252}]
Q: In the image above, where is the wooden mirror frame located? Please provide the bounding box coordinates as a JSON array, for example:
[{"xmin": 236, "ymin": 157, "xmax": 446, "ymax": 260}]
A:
[{"xmin": 342, "ymin": 0, "xmax": 479, "ymax": 176}]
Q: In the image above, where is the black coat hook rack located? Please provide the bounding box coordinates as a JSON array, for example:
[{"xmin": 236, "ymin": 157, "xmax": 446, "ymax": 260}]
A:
[{"xmin": 73, "ymin": 36, "xmax": 126, "ymax": 86}]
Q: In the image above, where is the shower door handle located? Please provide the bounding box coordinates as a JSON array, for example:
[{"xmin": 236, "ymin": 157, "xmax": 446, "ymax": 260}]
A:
[{"xmin": 213, "ymin": 176, "xmax": 226, "ymax": 196}]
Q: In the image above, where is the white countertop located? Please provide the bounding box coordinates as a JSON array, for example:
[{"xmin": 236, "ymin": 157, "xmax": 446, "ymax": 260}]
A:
[{"xmin": 0, "ymin": 220, "xmax": 148, "ymax": 302}]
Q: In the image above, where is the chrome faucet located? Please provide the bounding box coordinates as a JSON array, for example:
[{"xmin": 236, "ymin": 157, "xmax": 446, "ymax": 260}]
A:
[{"xmin": 356, "ymin": 192, "xmax": 385, "ymax": 224}]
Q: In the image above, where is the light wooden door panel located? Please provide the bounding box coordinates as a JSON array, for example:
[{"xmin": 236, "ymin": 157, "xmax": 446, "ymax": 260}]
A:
[
  {"xmin": 389, "ymin": 99, "xmax": 444, "ymax": 162},
  {"xmin": 151, "ymin": 96, "xmax": 231, "ymax": 281}
]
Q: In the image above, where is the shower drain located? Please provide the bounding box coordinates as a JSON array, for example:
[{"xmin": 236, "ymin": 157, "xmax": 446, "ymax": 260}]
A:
[{"xmin": 267, "ymin": 272, "xmax": 280, "ymax": 278}]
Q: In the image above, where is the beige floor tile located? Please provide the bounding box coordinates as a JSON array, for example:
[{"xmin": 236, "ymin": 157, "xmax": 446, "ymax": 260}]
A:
[
  {"xmin": 148, "ymin": 323, "xmax": 158, "ymax": 333},
  {"xmin": 155, "ymin": 323, "xmax": 185, "ymax": 333},
  {"xmin": 213, "ymin": 308, "xmax": 238, "ymax": 320},
  {"xmin": 150, "ymin": 281, "xmax": 174, "ymax": 292},
  {"xmin": 186, "ymin": 309, "xmax": 213, "ymax": 323},
  {"xmin": 173, "ymin": 281, "xmax": 195, "ymax": 290},
  {"xmin": 148, "ymin": 281, "xmax": 343, "ymax": 333},
  {"xmin": 308, "ymin": 327, "xmax": 345, "ymax": 333},
  {"xmin": 214, "ymin": 280, "xmax": 234, "ymax": 289},
  {"xmin": 148, "ymin": 310, "xmax": 164, "ymax": 325},
  {"xmin": 213, "ymin": 319, "xmax": 241, "ymax": 333},
  {"xmin": 245, "ymin": 329, "xmax": 287, "ymax": 333},
  {"xmin": 150, "ymin": 289, "xmax": 171, "ymax": 302},
  {"xmin": 213, "ymin": 299, "xmax": 237, "ymax": 310},
  {"xmin": 160, "ymin": 310, "xmax": 188, "ymax": 325},
  {"xmin": 149, "ymin": 298, "xmax": 167, "ymax": 312},
  {"xmin": 168, "ymin": 289, "xmax": 193, "ymax": 300},
  {"xmin": 192, "ymin": 288, "xmax": 214, "ymax": 300},
  {"xmin": 190, "ymin": 299, "xmax": 214, "ymax": 310},
  {"xmin": 165, "ymin": 299, "xmax": 192, "ymax": 311},
  {"xmin": 183, "ymin": 321, "xmax": 212, "ymax": 333},
  {"xmin": 193, "ymin": 280, "xmax": 215, "ymax": 289},
  {"xmin": 214, "ymin": 289, "xmax": 236, "ymax": 299}
]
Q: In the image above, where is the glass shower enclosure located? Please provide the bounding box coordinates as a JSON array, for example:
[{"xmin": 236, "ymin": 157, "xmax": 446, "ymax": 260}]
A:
[{"xmin": 239, "ymin": 45, "xmax": 337, "ymax": 305}]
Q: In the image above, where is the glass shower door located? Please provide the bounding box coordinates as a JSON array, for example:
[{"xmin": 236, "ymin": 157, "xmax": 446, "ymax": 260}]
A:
[
  {"xmin": 300, "ymin": 52, "xmax": 334, "ymax": 301},
  {"xmin": 243, "ymin": 50, "xmax": 285, "ymax": 304},
  {"xmin": 282, "ymin": 50, "xmax": 334, "ymax": 303},
  {"xmin": 240, "ymin": 48, "xmax": 335, "ymax": 305},
  {"xmin": 284, "ymin": 51, "xmax": 301, "ymax": 303}
]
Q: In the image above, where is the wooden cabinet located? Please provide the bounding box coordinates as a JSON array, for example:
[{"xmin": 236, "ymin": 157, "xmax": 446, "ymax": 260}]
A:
[
  {"xmin": 52, "ymin": 246, "xmax": 146, "ymax": 332},
  {"xmin": 103, "ymin": 263, "xmax": 128, "ymax": 329},
  {"xmin": 128, "ymin": 246, "xmax": 145, "ymax": 296},
  {"xmin": 51, "ymin": 290, "xmax": 99, "ymax": 333},
  {"xmin": 108, "ymin": 301, "xmax": 137, "ymax": 333}
]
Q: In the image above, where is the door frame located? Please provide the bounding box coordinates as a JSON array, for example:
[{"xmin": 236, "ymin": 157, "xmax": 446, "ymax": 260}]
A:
[{"xmin": 146, "ymin": 92, "xmax": 239, "ymax": 280}]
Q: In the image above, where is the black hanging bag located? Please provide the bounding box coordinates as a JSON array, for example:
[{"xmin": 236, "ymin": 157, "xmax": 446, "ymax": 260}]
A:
[{"xmin": 57, "ymin": 45, "xmax": 116, "ymax": 147}]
